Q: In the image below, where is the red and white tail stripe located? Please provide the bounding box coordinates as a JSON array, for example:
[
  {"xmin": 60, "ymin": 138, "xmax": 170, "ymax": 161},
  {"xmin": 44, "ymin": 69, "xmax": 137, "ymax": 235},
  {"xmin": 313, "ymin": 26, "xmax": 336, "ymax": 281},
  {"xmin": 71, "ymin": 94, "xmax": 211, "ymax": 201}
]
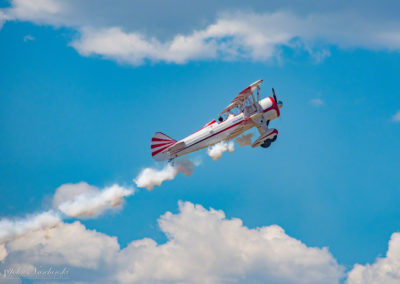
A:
[{"xmin": 151, "ymin": 132, "xmax": 177, "ymax": 158}]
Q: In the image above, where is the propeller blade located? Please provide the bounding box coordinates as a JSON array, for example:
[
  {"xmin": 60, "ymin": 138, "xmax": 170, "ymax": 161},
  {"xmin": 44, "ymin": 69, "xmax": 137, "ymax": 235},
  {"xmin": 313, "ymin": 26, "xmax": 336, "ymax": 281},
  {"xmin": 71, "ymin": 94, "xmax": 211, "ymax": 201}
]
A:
[{"xmin": 272, "ymin": 88, "xmax": 278, "ymax": 104}]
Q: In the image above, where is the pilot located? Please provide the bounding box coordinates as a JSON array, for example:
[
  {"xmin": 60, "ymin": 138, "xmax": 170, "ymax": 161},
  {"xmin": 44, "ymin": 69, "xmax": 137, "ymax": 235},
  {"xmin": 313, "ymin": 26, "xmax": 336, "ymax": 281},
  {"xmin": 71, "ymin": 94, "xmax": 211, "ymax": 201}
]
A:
[{"xmin": 218, "ymin": 116, "xmax": 223, "ymax": 123}]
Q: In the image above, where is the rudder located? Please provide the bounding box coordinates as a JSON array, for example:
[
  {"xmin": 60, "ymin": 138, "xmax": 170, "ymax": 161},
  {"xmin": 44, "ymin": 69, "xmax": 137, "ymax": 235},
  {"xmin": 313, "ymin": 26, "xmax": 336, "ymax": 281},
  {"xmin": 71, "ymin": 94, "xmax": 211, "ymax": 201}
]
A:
[{"xmin": 151, "ymin": 132, "xmax": 177, "ymax": 161}]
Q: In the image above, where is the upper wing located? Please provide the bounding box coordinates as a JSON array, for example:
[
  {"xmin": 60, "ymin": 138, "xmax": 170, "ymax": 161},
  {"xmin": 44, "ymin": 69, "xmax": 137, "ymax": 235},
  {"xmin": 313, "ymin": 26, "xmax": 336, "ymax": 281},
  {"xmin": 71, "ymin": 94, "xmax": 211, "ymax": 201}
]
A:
[{"xmin": 220, "ymin": 80, "xmax": 263, "ymax": 114}]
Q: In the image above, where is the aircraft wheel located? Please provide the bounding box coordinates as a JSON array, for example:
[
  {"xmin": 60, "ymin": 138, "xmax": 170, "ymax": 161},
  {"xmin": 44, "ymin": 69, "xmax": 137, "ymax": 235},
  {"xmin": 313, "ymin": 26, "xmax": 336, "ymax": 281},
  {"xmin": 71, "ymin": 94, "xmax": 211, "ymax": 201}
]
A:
[{"xmin": 261, "ymin": 139, "xmax": 272, "ymax": 148}]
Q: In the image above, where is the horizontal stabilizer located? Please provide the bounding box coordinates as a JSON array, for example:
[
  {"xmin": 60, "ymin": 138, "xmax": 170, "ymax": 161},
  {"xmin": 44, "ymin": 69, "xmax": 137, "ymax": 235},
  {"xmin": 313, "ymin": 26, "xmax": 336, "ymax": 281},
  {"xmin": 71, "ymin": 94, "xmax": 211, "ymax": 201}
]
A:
[{"xmin": 166, "ymin": 141, "xmax": 185, "ymax": 154}]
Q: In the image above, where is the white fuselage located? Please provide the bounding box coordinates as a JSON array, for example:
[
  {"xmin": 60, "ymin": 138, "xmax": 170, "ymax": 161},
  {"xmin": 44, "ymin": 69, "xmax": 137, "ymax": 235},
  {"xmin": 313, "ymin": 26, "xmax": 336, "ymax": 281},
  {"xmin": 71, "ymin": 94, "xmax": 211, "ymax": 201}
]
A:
[{"xmin": 170, "ymin": 96, "xmax": 280, "ymax": 159}]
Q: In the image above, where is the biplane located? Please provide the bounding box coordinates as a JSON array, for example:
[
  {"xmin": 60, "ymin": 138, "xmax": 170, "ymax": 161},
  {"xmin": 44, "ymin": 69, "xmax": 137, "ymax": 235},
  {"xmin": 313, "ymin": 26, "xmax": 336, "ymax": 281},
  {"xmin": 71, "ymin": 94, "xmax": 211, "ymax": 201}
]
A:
[{"xmin": 151, "ymin": 80, "xmax": 283, "ymax": 161}]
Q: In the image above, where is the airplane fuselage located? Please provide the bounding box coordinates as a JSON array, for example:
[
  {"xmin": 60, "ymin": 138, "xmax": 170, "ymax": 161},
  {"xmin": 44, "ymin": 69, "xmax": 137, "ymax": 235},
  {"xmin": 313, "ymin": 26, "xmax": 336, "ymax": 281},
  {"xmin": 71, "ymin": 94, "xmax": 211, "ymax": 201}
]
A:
[{"xmin": 170, "ymin": 96, "xmax": 281, "ymax": 159}]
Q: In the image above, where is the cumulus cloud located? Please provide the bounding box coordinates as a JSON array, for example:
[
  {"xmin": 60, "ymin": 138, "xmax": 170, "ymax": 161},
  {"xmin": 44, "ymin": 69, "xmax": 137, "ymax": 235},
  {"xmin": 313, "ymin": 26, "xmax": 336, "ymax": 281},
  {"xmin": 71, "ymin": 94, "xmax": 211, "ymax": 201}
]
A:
[
  {"xmin": 134, "ymin": 159, "xmax": 196, "ymax": 190},
  {"xmin": 53, "ymin": 182, "xmax": 134, "ymax": 218},
  {"xmin": 2, "ymin": 1, "xmax": 400, "ymax": 65},
  {"xmin": 0, "ymin": 181, "xmax": 133, "ymax": 262},
  {"xmin": 310, "ymin": 98, "xmax": 324, "ymax": 107},
  {"xmin": 69, "ymin": 11, "xmax": 316, "ymax": 64},
  {"xmin": 50, "ymin": 10, "xmax": 400, "ymax": 65},
  {"xmin": 70, "ymin": 26, "xmax": 219, "ymax": 65},
  {"xmin": 49, "ymin": 10, "xmax": 400, "ymax": 65},
  {"xmin": 4, "ymin": 221, "xmax": 119, "ymax": 270},
  {"xmin": 208, "ymin": 141, "xmax": 235, "ymax": 160},
  {"xmin": 391, "ymin": 110, "xmax": 400, "ymax": 122},
  {"xmin": 4, "ymin": 0, "xmax": 65, "ymax": 24},
  {"xmin": 235, "ymin": 133, "xmax": 254, "ymax": 146},
  {"xmin": 0, "ymin": 181, "xmax": 132, "ymax": 264},
  {"xmin": 1, "ymin": 201, "xmax": 344, "ymax": 283},
  {"xmin": 347, "ymin": 232, "xmax": 400, "ymax": 284}
]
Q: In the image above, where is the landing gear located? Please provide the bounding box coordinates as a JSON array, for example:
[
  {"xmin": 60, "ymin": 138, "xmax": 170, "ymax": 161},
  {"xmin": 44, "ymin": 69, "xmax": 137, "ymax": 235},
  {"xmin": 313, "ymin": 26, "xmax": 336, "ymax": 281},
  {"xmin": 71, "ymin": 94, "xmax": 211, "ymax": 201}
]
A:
[
  {"xmin": 261, "ymin": 139, "xmax": 271, "ymax": 148},
  {"xmin": 260, "ymin": 135, "xmax": 277, "ymax": 148}
]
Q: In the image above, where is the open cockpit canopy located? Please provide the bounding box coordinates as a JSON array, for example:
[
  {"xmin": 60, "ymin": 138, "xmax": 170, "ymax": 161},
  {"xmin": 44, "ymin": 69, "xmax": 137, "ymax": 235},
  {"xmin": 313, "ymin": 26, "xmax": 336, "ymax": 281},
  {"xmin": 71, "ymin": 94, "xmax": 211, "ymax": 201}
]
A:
[{"xmin": 220, "ymin": 80, "xmax": 263, "ymax": 114}]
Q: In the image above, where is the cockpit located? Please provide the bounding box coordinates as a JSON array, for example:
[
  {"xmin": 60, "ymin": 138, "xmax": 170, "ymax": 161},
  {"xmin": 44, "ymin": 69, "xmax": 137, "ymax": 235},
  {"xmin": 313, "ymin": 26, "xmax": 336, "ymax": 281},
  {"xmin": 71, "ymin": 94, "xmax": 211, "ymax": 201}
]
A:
[{"xmin": 218, "ymin": 113, "xmax": 229, "ymax": 123}]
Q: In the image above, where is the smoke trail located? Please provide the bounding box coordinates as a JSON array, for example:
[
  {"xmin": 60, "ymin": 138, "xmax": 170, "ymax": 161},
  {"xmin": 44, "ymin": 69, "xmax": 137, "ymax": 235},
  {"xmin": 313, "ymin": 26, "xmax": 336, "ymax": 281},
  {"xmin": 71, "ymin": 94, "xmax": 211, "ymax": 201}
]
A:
[
  {"xmin": 53, "ymin": 182, "xmax": 134, "ymax": 218},
  {"xmin": 0, "ymin": 211, "xmax": 61, "ymax": 245},
  {"xmin": 235, "ymin": 133, "xmax": 254, "ymax": 146},
  {"xmin": 207, "ymin": 141, "xmax": 235, "ymax": 160},
  {"xmin": 134, "ymin": 158, "xmax": 196, "ymax": 190},
  {"xmin": 0, "ymin": 158, "xmax": 196, "ymax": 255}
]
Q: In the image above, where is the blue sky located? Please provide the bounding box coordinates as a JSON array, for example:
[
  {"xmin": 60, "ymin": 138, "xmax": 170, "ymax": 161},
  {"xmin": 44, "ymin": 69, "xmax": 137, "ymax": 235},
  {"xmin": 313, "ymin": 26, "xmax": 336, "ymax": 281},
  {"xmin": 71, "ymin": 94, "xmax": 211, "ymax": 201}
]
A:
[{"xmin": 0, "ymin": 1, "xmax": 400, "ymax": 283}]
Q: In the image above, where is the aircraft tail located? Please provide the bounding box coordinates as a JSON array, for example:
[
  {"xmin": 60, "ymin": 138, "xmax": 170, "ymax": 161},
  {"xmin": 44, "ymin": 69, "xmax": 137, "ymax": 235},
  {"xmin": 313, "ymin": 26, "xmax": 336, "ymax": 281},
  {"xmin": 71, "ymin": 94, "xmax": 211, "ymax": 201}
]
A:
[{"xmin": 151, "ymin": 132, "xmax": 177, "ymax": 161}]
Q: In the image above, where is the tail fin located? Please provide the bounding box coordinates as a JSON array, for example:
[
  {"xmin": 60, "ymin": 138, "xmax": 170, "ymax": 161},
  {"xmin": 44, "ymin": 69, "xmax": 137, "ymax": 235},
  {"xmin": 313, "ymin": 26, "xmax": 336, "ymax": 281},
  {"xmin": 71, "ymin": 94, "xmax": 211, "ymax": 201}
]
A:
[{"xmin": 151, "ymin": 132, "xmax": 177, "ymax": 161}]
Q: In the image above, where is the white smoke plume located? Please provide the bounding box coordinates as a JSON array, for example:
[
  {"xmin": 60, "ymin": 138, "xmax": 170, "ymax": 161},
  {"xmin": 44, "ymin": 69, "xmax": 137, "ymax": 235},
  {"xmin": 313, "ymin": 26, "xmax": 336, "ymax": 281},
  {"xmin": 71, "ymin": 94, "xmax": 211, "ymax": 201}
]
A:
[
  {"xmin": 0, "ymin": 211, "xmax": 61, "ymax": 245},
  {"xmin": 207, "ymin": 141, "xmax": 235, "ymax": 161},
  {"xmin": 235, "ymin": 133, "xmax": 254, "ymax": 146},
  {"xmin": 134, "ymin": 158, "xmax": 196, "ymax": 190},
  {"xmin": 53, "ymin": 182, "xmax": 134, "ymax": 218}
]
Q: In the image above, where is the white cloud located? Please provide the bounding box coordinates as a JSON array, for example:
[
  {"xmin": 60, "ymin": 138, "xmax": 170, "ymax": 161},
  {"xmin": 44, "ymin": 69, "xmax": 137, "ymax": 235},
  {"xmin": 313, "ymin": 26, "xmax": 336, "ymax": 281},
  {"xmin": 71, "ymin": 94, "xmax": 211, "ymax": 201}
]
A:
[
  {"xmin": 1, "ymin": 201, "xmax": 344, "ymax": 283},
  {"xmin": 53, "ymin": 182, "xmax": 134, "ymax": 218},
  {"xmin": 391, "ymin": 111, "xmax": 400, "ymax": 122},
  {"xmin": 70, "ymin": 12, "xmax": 298, "ymax": 64},
  {"xmin": 310, "ymin": 98, "xmax": 324, "ymax": 107},
  {"xmin": 0, "ymin": 182, "xmax": 132, "ymax": 263},
  {"xmin": 134, "ymin": 159, "xmax": 197, "ymax": 190},
  {"xmin": 4, "ymin": 221, "xmax": 119, "ymax": 270},
  {"xmin": 70, "ymin": 26, "xmax": 218, "ymax": 65},
  {"xmin": 48, "ymin": 11, "xmax": 400, "ymax": 65},
  {"xmin": 4, "ymin": 0, "xmax": 65, "ymax": 24},
  {"xmin": 2, "ymin": 1, "xmax": 400, "ymax": 65},
  {"xmin": 207, "ymin": 141, "xmax": 235, "ymax": 161},
  {"xmin": 347, "ymin": 233, "xmax": 400, "ymax": 284},
  {"xmin": 114, "ymin": 201, "xmax": 344, "ymax": 283}
]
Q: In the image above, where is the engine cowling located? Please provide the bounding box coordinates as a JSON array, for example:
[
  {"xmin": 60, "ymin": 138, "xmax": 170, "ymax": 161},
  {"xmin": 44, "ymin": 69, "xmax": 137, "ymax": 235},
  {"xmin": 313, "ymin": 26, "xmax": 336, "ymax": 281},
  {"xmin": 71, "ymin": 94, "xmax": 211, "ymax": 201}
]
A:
[{"xmin": 258, "ymin": 97, "xmax": 282, "ymax": 121}]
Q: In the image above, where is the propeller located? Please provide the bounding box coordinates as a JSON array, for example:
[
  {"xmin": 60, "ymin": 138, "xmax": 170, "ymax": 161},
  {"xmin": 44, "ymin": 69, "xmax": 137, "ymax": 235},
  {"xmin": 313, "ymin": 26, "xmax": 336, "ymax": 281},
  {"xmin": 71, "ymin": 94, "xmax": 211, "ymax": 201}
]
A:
[
  {"xmin": 272, "ymin": 88, "xmax": 278, "ymax": 104},
  {"xmin": 272, "ymin": 87, "xmax": 283, "ymax": 123}
]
